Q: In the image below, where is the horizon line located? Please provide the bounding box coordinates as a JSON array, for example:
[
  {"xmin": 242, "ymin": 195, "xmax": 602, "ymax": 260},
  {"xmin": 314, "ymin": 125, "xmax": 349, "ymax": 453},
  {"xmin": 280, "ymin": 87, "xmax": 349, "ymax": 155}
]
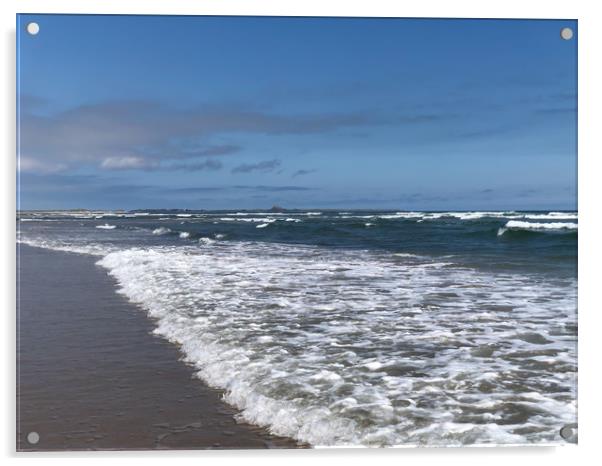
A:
[{"xmin": 16, "ymin": 207, "xmax": 578, "ymax": 213}]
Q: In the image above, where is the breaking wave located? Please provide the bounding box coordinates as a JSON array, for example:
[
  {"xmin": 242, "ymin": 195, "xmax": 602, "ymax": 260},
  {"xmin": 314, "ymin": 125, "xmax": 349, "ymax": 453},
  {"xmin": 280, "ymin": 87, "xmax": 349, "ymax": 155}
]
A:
[
  {"xmin": 498, "ymin": 221, "xmax": 578, "ymax": 236},
  {"xmin": 152, "ymin": 227, "xmax": 172, "ymax": 235},
  {"xmin": 86, "ymin": 242, "xmax": 576, "ymax": 446}
]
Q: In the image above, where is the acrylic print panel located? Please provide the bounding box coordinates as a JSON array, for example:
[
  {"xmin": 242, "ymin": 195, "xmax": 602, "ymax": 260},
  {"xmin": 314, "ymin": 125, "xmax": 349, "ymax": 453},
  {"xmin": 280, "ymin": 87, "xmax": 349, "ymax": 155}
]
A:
[{"xmin": 16, "ymin": 15, "xmax": 577, "ymax": 450}]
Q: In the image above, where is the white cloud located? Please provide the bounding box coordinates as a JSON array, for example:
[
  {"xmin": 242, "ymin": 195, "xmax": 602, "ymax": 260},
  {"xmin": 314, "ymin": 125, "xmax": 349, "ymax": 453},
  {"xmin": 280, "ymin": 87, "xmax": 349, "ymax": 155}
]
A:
[
  {"xmin": 101, "ymin": 156, "xmax": 154, "ymax": 170},
  {"xmin": 18, "ymin": 156, "xmax": 67, "ymax": 173}
]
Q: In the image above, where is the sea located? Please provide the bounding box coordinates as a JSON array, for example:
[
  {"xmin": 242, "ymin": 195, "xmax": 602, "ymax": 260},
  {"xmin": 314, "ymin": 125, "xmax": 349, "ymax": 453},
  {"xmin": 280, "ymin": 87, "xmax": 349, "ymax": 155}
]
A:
[{"xmin": 17, "ymin": 209, "xmax": 578, "ymax": 447}]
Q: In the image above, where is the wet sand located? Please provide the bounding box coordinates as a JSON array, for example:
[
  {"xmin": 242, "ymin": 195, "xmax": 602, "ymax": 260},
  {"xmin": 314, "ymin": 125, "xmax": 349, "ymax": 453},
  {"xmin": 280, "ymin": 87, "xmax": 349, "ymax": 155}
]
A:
[{"xmin": 17, "ymin": 244, "xmax": 305, "ymax": 451}]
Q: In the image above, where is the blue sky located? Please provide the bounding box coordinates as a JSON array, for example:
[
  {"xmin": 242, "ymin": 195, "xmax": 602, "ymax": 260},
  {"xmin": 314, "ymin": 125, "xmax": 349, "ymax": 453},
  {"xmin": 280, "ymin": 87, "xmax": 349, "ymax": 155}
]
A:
[{"xmin": 17, "ymin": 15, "xmax": 577, "ymax": 210}]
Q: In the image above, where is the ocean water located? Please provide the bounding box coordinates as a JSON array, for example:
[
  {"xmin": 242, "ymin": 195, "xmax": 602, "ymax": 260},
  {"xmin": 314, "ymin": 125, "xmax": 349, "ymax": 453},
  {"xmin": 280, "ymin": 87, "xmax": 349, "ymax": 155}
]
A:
[{"xmin": 17, "ymin": 210, "xmax": 578, "ymax": 447}]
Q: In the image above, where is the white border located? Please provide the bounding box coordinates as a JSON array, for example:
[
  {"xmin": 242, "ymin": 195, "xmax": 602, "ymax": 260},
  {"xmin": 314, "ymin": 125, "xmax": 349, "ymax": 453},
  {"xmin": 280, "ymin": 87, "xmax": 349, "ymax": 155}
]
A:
[{"xmin": 2, "ymin": 1, "xmax": 600, "ymax": 465}]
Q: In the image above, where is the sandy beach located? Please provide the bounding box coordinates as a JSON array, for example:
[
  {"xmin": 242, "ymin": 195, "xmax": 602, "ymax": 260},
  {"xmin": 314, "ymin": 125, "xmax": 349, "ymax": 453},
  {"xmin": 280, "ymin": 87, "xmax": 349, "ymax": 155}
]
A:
[{"xmin": 16, "ymin": 244, "xmax": 304, "ymax": 451}]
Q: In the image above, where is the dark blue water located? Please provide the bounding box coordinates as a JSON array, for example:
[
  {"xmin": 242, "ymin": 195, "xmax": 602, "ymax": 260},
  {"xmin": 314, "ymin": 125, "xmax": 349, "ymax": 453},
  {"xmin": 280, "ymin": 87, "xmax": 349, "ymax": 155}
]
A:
[{"xmin": 18, "ymin": 209, "xmax": 577, "ymax": 278}]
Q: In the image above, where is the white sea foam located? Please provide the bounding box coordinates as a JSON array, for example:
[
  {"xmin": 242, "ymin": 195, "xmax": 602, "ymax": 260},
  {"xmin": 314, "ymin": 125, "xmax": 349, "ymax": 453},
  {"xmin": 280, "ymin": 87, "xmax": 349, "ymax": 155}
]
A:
[
  {"xmin": 18, "ymin": 218, "xmax": 61, "ymax": 222},
  {"xmin": 256, "ymin": 223, "xmax": 270, "ymax": 229},
  {"xmin": 18, "ymin": 237, "xmax": 114, "ymax": 256},
  {"xmin": 388, "ymin": 212, "xmax": 428, "ymax": 219},
  {"xmin": 499, "ymin": 221, "xmax": 578, "ymax": 236},
  {"xmin": 88, "ymin": 241, "xmax": 577, "ymax": 447},
  {"xmin": 222, "ymin": 212, "xmax": 287, "ymax": 217},
  {"xmin": 337, "ymin": 212, "xmax": 577, "ymax": 223},
  {"xmin": 198, "ymin": 237, "xmax": 216, "ymax": 245},
  {"xmin": 523, "ymin": 213, "xmax": 577, "ymax": 220},
  {"xmin": 179, "ymin": 232, "xmax": 190, "ymax": 239},
  {"xmin": 219, "ymin": 217, "xmax": 277, "ymax": 223},
  {"xmin": 96, "ymin": 224, "xmax": 116, "ymax": 230},
  {"xmin": 152, "ymin": 227, "xmax": 171, "ymax": 235}
]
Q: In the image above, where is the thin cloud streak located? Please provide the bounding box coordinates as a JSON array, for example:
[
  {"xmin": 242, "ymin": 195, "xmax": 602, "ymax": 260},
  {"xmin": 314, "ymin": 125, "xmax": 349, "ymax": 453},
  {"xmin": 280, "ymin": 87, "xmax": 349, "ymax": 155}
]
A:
[
  {"xmin": 231, "ymin": 159, "xmax": 281, "ymax": 174},
  {"xmin": 292, "ymin": 169, "xmax": 317, "ymax": 178}
]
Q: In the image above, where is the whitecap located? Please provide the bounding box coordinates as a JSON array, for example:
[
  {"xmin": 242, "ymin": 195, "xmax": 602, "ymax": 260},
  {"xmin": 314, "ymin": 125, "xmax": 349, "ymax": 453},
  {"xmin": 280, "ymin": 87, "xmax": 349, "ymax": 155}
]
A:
[
  {"xmin": 503, "ymin": 220, "xmax": 578, "ymax": 231},
  {"xmin": 393, "ymin": 253, "xmax": 420, "ymax": 258},
  {"xmin": 523, "ymin": 212, "xmax": 577, "ymax": 220}
]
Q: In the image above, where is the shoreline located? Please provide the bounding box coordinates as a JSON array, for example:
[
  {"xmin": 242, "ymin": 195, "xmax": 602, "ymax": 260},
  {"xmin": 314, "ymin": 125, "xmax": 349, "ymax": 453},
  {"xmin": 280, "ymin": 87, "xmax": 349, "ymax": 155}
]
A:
[{"xmin": 17, "ymin": 244, "xmax": 305, "ymax": 451}]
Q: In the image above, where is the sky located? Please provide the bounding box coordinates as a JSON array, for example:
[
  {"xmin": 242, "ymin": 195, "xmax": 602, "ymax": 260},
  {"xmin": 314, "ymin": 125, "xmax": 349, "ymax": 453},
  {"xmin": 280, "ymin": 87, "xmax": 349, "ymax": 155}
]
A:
[{"xmin": 17, "ymin": 15, "xmax": 577, "ymax": 211}]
